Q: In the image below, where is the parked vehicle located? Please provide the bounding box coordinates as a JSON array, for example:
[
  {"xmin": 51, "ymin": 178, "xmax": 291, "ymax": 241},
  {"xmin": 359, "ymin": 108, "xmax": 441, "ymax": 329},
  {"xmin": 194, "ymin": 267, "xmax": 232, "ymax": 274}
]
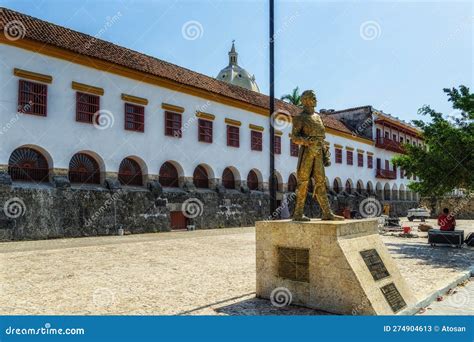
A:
[{"xmin": 407, "ymin": 208, "xmax": 430, "ymax": 222}]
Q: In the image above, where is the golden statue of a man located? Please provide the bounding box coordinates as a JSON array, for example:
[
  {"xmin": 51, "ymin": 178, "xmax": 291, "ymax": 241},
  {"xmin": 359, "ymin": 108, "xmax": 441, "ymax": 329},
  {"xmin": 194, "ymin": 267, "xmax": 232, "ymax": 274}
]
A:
[{"xmin": 291, "ymin": 90, "xmax": 344, "ymax": 221}]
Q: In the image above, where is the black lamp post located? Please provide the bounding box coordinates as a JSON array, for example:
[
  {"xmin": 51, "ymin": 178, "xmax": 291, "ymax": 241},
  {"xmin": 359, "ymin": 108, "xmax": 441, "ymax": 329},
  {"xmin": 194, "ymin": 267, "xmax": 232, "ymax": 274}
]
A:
[{"xmin": 269, "ymin": 0, "xmax": 277, "ymax": 216}]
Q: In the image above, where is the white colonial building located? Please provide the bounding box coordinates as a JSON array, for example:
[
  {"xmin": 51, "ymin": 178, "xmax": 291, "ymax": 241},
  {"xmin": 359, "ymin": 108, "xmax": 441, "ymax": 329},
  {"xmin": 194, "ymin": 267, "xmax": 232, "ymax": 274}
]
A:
[{"xmin": 0, "ymin": 7, "xmax": 420, "ymax": 207}]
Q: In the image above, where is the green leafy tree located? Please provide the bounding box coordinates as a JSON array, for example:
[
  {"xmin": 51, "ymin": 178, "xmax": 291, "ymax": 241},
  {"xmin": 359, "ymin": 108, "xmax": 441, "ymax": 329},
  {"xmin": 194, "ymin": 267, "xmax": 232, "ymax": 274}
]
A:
[
  {"xmin": 281, "ymin": 87, "xmax": 302, "ymax": 107},
  {"xmin": 393, "ymin": 85, "xmax": 474, "ymax": 196}
]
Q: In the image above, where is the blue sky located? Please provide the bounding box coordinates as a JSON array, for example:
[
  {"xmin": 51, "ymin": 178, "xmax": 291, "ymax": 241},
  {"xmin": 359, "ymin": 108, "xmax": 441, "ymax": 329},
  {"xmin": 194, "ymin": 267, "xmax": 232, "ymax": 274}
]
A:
[{"xmin": 2, "ymin": 0, "xmax": 472, "ymax": 122}]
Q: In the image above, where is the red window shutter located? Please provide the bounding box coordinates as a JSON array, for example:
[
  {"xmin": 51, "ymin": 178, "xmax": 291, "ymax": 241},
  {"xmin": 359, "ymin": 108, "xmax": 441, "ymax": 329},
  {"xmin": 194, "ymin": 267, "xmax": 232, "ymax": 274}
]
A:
[
  {"xmin": 18, "ymin": 80, "xmax": 48, "ymax": 116},
  {"xmin": 177, "ymin": 114, "xmax": 182, "ymax": 137},
  {"xmin": 165, "ymin": 111, "xmax": 182, "ymax": 137},
  {"xmin": 124, "ymin": 103, "xmax": 145, "ymax": 132},
  {"xmin": 274, "ymin": 136, "xmax": 281, "ymax": 154},
  {"xmin": 251, "ymin": 131, "xmax": 262, "ymax": 151},
  {"xmin": 335, "ymin": 148, "xmax": 342, "ymax": 164},
  {"xmin": 227, "ymin": 125, "xmax": 239, "ymax": 147},
  {"xmin": 198, "ymin": 119, "xmax": 213, "ymax": 143},
  {"xmin": 358, "ymin": 153, "xmax": 363, "ymax": 167},
  {"xmin": 367, "ymin": 155, "xmax": 373, "ymax": 169},
  {"xmin": 347, "ymin": 151, "xmax": 353, "ymax": 165},
  {"xmin": 165, "ymin": 112, "xmax": 171, "ymax": 135},
  {"xmin": 76, "ymin": 92, "xmax": 100, "ymax": 124},
  {"xmin": 290, "ymin": 140, "xmax": 299, "ymax": 157}
]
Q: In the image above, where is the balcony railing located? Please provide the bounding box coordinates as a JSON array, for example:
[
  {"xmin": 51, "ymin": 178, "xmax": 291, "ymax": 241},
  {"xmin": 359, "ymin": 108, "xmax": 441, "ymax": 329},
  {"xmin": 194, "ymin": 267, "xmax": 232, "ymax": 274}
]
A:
[
  {"xmin": 376, "ymin": 168, "xmax": 397, "ymax": 179},
  {"xmin": 375, "ymin": 137, "xmax": 404, "ymax": 153}
]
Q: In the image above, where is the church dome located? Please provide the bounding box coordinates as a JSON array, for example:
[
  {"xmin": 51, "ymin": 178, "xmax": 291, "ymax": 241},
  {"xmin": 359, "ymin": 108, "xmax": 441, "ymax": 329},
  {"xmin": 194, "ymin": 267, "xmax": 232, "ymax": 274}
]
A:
[{"xmin": 216, "ymin": 41, "xmax": 260, "ymax": 93}]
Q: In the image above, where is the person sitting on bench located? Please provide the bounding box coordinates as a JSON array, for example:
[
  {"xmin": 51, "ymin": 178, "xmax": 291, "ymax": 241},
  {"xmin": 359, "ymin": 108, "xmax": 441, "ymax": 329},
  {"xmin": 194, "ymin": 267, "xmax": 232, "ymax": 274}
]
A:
[{"xmin": 437, "ymin": 208, "xmax": 456, "ymax": 231}]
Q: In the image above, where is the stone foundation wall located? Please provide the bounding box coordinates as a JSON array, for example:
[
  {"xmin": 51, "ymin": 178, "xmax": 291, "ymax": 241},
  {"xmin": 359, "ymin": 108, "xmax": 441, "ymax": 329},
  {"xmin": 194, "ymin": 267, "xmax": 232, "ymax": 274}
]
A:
[
  {"xmin": 420, "ymin": 196, "xmax": 474, "ymax": 219},
  {"xmin": 0, "ymin": 184, "xmax": 270, "ymax": 241},
  {"xmin": 0, "ymin": 183, "xmax": 418, "ymax": 241}
]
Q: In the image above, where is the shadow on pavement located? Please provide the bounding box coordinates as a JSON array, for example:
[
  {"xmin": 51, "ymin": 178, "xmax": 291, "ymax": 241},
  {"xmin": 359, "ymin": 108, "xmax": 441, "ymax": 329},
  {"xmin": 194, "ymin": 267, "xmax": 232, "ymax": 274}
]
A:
[{"xmin": 215, "ymin": 297, "xmax": 331, "ymax": 316}]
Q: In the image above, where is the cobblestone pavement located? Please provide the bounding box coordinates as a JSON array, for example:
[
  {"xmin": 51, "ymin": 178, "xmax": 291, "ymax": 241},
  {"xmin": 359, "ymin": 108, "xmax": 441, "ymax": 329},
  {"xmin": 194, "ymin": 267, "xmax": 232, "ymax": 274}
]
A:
[{"xmin": 0, "ymin": 219, "xmax": 472, "ymax": 315}]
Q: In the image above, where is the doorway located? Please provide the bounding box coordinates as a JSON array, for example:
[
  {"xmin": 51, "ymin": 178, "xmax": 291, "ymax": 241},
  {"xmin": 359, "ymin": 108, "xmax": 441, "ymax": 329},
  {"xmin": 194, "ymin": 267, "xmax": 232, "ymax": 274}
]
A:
[{"xmin": 170, "ymin": 211, "xmax": 188, "ymax": 230}]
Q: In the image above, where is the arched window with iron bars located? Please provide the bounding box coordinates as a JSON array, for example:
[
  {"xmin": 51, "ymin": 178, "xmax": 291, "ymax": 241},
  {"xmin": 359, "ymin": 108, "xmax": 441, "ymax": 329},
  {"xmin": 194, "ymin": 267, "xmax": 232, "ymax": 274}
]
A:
[
  {"xmin": 8, "ymin": 147, "xmax": 49, "ymax": 182},
  {"xmin": 193, "ymin": 165, "xmax": 209, "ymax": 189},
  {"xmin": 118, "ymin": 158, "xmax": 143, "ymax": 186},
  {"xmin": 159, "ymin": 162, "xmax": 179, "ymax": 187},
  {"xmin": 68, "ymin": 153, "xmax": 101, "ymax": 184},
  {"xmin": 246, "ymin": 170, "xmax": 259, "ymax": 191},
  {"xmin": 222, "ymin": 168, "xmax": 235, "ymax": 189},
  {"xmin": 287, "ymin": 174, "xmax": 297, "ymax": 192}
]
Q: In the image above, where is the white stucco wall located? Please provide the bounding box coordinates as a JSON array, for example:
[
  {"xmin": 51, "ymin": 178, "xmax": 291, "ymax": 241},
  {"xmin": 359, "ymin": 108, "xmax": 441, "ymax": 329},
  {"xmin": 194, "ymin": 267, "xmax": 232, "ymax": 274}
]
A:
[{"xmin": 0, "ymin": 43, "xmax": 417, "ymax": 196}]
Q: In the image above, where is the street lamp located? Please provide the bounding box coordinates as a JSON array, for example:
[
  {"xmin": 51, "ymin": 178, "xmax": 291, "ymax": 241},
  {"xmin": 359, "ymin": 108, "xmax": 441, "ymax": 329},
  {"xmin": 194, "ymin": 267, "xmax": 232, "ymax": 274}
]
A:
[{"xmin": 269, "ymin": 0, "xmax": 277, "ymax": 216}]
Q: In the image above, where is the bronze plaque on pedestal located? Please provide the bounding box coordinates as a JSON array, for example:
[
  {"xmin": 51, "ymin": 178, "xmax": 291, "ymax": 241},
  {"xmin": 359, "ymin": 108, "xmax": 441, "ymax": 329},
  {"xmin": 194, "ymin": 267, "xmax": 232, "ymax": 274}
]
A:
[
  {"xmin": 277, "ymin": 247, "xmax": 309, "ymax": 282},
  {"xmin": 360, "ymin": 249, "xmax": 390, "ymax": 281},
  {"xmin": 381, "ymin": 282, "xmax": 407, "ymax": 313}
]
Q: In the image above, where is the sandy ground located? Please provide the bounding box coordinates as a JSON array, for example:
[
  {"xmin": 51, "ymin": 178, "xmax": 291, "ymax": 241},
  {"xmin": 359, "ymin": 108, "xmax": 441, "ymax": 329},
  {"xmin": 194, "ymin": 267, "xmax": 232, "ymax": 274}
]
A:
[{"xmin": 0, "ymin": 218, "xmax": 472, "ymax": 315}]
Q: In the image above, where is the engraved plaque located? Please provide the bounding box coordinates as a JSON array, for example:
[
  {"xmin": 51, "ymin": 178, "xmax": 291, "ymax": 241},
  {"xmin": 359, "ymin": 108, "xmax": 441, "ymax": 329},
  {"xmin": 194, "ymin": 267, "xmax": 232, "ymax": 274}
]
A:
[
  {"xmin": 277, "ymin": 247, "xmax": 309, "ymax": 282},
  {"xmin": 360, "ymin": 249, "xmax": 390, "ymax": 281},
  {"xmin": 381, "ymin": 282, "xmax": 407, "ymax": 313}
]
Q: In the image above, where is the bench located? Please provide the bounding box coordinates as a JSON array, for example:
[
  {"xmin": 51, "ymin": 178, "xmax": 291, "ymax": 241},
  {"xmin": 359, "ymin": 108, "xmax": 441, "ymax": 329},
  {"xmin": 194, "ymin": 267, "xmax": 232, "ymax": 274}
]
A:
[{"xmin": 428, "ymin": 229, "xmax": 464, "ymax": 248}]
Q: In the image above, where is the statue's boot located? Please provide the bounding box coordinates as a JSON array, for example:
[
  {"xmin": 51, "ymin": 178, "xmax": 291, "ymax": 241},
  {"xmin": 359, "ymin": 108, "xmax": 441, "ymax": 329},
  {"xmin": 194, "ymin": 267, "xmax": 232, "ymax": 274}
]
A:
[
  {"xmin": 322, "ymin": 212, "xmax": 345, "ymax": 221},
  {"xmin": 293, "ymin": 214, "xmax": 311, "ymax": 222}
]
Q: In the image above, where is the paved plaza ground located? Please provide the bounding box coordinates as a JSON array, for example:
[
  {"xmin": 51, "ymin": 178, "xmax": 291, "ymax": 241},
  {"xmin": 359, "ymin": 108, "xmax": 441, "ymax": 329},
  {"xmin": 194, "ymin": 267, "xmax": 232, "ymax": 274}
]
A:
[{"xmin": 0, "ymin": 218, "xmax": 472, "ymax": 315}]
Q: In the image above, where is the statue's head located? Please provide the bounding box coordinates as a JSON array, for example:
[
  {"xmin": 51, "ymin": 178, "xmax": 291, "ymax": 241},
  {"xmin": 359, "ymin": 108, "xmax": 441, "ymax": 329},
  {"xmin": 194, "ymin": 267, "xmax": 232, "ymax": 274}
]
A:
[{"xmin": 301, "ymin": 90, "xmax": 317, "ymax": 109}]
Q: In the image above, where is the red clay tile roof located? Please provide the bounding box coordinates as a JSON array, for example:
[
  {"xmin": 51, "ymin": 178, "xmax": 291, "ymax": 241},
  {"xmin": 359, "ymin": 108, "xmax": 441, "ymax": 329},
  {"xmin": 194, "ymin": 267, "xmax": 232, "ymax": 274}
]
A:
[{"xmin": 0, "ymin": 7, "xmax": 357, "ymax": 136}]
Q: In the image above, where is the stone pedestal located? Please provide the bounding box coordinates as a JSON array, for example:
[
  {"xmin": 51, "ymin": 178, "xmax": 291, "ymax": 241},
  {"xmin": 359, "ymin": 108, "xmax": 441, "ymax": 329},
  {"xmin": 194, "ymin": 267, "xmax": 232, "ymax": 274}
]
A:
[{"xmin": 256, "ymin": 219, "xmax": 416, "ymax": 315}]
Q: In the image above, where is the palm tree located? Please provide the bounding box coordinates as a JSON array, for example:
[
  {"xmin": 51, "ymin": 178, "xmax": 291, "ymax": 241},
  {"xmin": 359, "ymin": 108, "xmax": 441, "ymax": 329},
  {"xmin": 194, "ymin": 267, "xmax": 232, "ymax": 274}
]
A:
[{"xmin": 281, "ymin": 87, "xmax": 302, "ymax": 107}]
